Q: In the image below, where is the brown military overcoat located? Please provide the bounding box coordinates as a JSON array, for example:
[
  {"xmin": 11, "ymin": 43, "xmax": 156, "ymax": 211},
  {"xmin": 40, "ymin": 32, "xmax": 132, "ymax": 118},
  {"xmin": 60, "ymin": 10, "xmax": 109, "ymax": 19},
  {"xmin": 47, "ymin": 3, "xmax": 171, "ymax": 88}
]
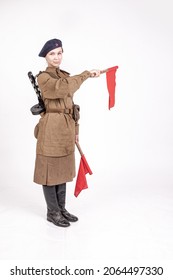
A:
[{"xmin": 33, "ymin": 67, "xmax": 90, "ymax": 185}]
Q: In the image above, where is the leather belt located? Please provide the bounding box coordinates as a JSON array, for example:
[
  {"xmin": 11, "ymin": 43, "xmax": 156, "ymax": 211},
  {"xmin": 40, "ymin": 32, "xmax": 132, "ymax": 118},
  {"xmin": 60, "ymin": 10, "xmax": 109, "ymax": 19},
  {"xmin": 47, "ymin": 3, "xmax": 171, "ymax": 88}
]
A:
[{"xmin": 46, "ymin": 108, "xmax": 73, "ymax": 114}]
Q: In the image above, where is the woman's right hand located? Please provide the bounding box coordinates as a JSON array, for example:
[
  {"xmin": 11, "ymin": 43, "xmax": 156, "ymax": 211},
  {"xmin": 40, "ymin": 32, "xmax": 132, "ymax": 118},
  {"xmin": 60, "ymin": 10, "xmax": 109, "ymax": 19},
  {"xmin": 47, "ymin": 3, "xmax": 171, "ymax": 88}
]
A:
[{"xmin": 90, "ymin": 69, "xmax": 100, "ymax": 77}]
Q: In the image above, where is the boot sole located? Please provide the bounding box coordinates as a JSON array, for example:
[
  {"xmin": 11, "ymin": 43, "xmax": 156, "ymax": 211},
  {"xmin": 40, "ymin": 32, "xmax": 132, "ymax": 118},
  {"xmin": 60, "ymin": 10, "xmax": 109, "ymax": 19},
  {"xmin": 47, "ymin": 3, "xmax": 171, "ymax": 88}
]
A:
[{"xmin": 47, "ymin": 217, "xmax": 70, "ymax": 227}]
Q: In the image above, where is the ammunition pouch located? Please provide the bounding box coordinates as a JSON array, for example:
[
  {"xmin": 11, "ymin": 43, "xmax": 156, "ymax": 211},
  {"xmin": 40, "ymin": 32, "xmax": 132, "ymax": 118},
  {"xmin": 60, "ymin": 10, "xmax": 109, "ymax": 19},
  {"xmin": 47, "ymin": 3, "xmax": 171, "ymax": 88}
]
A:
[{"xmin": 73, "ymin": 104, "xmax": 80, "ymax": 122}]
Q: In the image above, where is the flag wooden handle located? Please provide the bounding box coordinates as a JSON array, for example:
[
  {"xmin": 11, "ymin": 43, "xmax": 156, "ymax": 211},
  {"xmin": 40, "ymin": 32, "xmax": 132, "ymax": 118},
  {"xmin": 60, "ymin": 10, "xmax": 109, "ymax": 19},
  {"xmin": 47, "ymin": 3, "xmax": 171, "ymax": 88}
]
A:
[
  {"xmin": 92, "ymin": 67, "xmax": 118, "ymax": 76},
  {"xmin": 100, "ymin": 68, "xmax": 109, "ymax": 74},
  {"xmin": 75, "ymin": 142, "xmax": 84, "ymax": 156},
  {"xmin": 91, "ymin": 69, "xmax": 108, "ymax": 77}
]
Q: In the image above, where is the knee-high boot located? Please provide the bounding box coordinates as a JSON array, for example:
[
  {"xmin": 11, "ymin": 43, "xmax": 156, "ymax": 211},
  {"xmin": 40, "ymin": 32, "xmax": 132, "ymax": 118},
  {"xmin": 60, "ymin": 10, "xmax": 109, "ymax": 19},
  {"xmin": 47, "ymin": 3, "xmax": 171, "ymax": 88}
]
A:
[
  {"xmin": 56, "ymin": 183, "xmax": 78, "ymax": 222},
  {"xmin": 42, "ymin": 185, "xmax": 70, "ymax": 227}
]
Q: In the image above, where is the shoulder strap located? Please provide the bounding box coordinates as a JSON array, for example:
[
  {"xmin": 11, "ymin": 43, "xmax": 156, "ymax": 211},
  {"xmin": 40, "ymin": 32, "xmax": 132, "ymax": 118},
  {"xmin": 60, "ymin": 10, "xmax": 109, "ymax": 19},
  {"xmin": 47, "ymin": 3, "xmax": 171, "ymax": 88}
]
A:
[
  {"xmin": 60, "ymin": 69, "xmax": 70, "ymax": 75},
  {"xmin": 36, "ymin": 69, "xmax": 70, "ymax": 79},
  {"xmin": 36, "ymin": 71, "xmax": 57, "ymax": 79}
]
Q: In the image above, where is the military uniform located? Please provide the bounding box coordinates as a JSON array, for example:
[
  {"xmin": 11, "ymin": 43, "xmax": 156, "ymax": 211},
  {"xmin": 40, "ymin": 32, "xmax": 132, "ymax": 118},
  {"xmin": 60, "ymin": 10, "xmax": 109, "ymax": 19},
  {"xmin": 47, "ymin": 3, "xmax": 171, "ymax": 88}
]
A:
[
  {"xmin": 33, "ymin": 38, "xmax": 92, "ymax": 227},
  {"xmin": 34, "ymin": 67, "xmax": 91, "ymax": 186}
]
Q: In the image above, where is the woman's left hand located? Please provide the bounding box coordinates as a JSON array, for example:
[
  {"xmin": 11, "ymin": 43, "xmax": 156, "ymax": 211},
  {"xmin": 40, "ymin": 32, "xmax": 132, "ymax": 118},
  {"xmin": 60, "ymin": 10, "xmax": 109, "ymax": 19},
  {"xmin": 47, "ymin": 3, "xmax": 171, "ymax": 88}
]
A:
[{"xmin": 75, "ymin": 135, "xmax": 79, "ymax": 143}]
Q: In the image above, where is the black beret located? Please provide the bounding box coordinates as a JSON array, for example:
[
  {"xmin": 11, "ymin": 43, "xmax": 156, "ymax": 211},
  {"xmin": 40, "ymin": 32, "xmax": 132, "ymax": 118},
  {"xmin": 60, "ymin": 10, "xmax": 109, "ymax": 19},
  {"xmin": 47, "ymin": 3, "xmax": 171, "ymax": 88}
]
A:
[{"xmin": 38, "ymin": 38, "xmax": 62, "ymax": 57}]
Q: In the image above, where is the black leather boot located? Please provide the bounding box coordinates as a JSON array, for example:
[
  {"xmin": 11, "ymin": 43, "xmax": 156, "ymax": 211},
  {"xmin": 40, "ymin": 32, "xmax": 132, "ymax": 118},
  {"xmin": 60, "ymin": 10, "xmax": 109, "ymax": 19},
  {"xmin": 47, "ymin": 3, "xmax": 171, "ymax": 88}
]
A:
[
  {"xmin": 56, "ymin": 183, "xmax": 78, "ymax": 222},
  {"xmin": 42, "ymin": 185, "xmax": 70, "ymax": 227}
]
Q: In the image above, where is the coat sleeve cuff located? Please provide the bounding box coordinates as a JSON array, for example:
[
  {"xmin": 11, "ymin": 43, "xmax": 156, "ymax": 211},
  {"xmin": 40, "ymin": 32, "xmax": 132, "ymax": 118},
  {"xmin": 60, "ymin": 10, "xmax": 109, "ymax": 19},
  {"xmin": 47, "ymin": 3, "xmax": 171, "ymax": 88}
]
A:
[{"xmin": 80, "ymin": 70, "xmax": 91, "ymax": 81}]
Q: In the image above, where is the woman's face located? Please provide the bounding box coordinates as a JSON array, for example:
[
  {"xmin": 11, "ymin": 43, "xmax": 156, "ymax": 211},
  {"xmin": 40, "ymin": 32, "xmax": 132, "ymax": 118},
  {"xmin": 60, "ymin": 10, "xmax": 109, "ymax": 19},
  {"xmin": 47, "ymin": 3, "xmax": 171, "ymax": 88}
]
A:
[{"xmin": 45, "ymin": 47, "xmax": 63, "ymax": 67}]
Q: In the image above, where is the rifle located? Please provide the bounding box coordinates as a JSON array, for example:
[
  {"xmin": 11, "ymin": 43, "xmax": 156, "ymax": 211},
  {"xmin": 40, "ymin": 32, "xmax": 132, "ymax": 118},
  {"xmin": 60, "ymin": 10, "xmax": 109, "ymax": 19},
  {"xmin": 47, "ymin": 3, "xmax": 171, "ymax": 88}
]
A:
[{"xmin": 28, "ymin": 71, "xmax": 46, "ymax": 115}]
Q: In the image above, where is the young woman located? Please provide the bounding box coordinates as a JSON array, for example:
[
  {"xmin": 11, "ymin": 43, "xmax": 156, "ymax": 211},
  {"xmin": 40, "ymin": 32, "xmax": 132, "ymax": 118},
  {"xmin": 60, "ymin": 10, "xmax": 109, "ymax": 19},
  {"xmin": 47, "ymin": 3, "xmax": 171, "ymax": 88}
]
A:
[{"xmin": 33, "ymin": 38, "xmax": 100, "ymax": 227}]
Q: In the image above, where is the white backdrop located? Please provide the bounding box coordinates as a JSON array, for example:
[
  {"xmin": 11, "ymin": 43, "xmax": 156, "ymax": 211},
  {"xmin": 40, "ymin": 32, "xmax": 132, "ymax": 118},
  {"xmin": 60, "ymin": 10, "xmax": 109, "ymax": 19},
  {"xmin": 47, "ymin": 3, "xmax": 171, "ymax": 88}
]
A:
[{"xmin": 0, "ymin": 0, "xmax": 173, "ymax": 267}]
